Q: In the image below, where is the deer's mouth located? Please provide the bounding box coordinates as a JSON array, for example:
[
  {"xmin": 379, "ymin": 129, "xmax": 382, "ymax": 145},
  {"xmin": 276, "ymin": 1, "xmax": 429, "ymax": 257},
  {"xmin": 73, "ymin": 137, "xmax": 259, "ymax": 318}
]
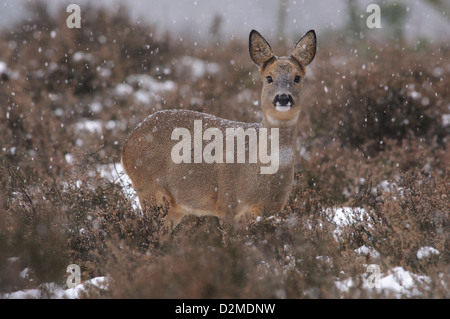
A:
[{"xmin": 273, "ymin": 94, "xmax": 294, "ymax": 112}]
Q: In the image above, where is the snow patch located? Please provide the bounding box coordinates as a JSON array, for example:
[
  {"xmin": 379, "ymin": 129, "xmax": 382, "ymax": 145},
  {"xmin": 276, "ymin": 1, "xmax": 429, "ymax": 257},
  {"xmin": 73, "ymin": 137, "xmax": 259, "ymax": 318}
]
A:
[
  {"xmin": 372, "ymin": 179, "xmax": 403, "ymax": 197},
  {"xmin": 442, "ymin": 114, "xmax": 450, "ymax": 127},
  {"xmin": 126, "ymin": 74, "xmax": 176, "ymax": 92},
  {"xmin": 336, "ymin": 267, "xmax": 431, "ymax": 298},
  {"xmin": 72, "ymin": 51, "xmax": 94, "ymax": 62},
  {"xmin": 2, "ymin": 276, "xmax": 108, "ymax": 299},
  {"xmin": 116, "ymin": 74, "xmax": 177, "ymax": 105},
  {"xmin": 416, "ymin": 246, "xmax": 439, "ymax": 260},
  {"xmin": 115, "ymin": 83, "xmax": 133, "ymax": 96},
  {"xmin": 377, "ymin": 267, "xmax": 431, "ymax": 298},
  {"xmin": 355, "ymin": 245, "xmax": 380, "ymax": 259},
  {"xmin": 328, "ymin": 207, "xmax": 369, "ymax": 227},
  {"xmin": 97, "ymin": 162, "xmax": 140, "ymax": 210},
  {"xmin": 179, "ymin": 56, "xmax": 220, "ymax": 79},
  {"xmin": 325, "ymin": 207, "xmax": 373, "ymax": 241},
  {"xmin": 74, "ymin": 120, "xmax": 103, "ymax": 134},
  {"xmin": 0, "ymin": 61, "xmax": 7, "ymax": 73}
]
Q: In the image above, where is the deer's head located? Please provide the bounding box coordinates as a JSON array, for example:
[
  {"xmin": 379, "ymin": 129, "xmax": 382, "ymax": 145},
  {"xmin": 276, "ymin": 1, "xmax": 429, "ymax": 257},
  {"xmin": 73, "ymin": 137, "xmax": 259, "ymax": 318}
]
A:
[{"xmin": 249, "ymin": 30, "xmax": 316, "ymax": 126}]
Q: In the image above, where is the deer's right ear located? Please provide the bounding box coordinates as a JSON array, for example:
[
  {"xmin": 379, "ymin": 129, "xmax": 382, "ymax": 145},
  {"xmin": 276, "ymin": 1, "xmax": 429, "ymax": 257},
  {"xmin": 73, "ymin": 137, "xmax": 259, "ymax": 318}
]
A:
[{"xmin": 249, "ymin": 30, "xmax": 274, "ymax": 68}]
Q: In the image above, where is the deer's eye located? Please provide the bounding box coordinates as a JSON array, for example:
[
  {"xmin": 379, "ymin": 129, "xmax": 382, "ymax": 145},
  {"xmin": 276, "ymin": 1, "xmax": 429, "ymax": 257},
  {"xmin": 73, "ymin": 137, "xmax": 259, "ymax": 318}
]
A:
[
  {"xmin": 266, "ymin": 76, "xmax": 273, "ymax": 84},
  {"xmin": 294, "ymin": 75, "xmax": 301, "ymax": 83}
]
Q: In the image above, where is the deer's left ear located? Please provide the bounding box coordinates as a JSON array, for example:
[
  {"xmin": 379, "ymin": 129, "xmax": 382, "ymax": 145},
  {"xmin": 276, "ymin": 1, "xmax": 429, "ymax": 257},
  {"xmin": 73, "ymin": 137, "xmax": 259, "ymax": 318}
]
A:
[{"xmin": 292, "ymin": 30, "xmax": 316, "ymax": 67}]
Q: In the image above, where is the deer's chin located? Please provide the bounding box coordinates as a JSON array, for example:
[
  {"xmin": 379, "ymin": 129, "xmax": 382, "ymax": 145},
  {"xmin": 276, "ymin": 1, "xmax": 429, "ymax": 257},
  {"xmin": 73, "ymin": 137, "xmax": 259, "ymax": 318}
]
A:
[
  {"xmin": 275, "ymin": 105, "xmax": 291, "ymax": 112},
  {"xmin": 264, "ymin": 108, "xmax": 299, "ymax": 127},
  {"xmin": 274, "ymin": 100, "xmax": 293, "ymax": 112}
]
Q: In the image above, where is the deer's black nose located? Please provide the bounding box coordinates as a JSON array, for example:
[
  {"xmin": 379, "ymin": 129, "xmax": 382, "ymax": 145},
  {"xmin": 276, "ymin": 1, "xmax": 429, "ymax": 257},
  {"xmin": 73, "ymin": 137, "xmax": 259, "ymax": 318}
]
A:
[{"xmin": 273, "ymin": 94, "xmax": 293, "ymax": 107}]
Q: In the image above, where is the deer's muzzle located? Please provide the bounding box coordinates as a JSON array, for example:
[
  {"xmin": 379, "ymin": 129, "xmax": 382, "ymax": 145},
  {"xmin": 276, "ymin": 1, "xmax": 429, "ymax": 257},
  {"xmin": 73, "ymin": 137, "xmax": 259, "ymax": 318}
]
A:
[{"xmin": 273, "ymin": 94, "xmax": 294, "ymax": 112}]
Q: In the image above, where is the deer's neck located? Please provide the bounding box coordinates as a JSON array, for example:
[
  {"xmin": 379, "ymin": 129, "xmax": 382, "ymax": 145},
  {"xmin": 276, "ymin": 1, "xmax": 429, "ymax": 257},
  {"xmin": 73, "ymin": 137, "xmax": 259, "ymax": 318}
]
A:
[{"xmin": 261, "ymin": 119, "xmax": 298, "ymax": 148}]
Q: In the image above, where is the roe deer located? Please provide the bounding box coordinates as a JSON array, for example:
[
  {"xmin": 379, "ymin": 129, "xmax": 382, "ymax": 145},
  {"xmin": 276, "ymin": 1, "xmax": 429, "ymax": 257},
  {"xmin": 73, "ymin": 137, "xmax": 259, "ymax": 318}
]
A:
[{"xmin": 121, "ymin": 29, "xmax": 316, "ymax": 229}]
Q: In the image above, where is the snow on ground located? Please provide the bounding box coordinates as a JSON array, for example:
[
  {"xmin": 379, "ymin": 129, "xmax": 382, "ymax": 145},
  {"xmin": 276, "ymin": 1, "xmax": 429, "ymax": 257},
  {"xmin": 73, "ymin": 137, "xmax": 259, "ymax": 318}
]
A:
[
  {"xmin": 326, "ymin": 206, "xmax": 444, "ymax": 297},
  {"xmin": 126, "ymin": 74, "xmax": 177, "ymax": 92},
  {"xmin": 74, "ymin": 120, "xmax": 103, "ymax": 134},
  {"xmin": 72, "ymin": 51, "xmax": 95, "ymax": 63},
  {"xmin": 442, "ymin": 114, "xmax": 450, "ymax": 127},
  {"xmin": 0, "ymin": 60, "xmax": 19, "ymax": 79},
  {"xmin": 2, "ymin": 277, "xmax": 108, "ymax": 299},
  {"xmin": 416, "ymin": 246, "xmax": 440, "ymax": 260},
  {"xmin": 114, "ymin": 73, "xmax": 177, "ymax": 106},
  {"xmin": 326, "ymin": 206, "xmax": 373, "ymax": 240},
  {"xmin": 179, "ymin": 56, "xmax": 220, "ymax": 79},
  {"xmin": 126, "ymin": 74, "xmax": 177, "ymax": 105},
  {"xmin": 0, "ymin": 60, "xmax": 7, "ymax": 73},
  {"xmin": 328, "ymin": 207, "xmax": 369, "ymax": 227},
  {"xmin": 98, "ymin": 162, "xmax": 141, "ymax": 210},
  {"xmin": 335, "ymin": 266, "xmax": 432, "ymax": 298}
]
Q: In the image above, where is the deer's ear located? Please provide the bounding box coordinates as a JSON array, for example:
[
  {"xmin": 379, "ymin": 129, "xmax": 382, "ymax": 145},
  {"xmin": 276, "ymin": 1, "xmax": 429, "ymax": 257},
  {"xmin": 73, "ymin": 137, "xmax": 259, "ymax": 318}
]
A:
[
  {"xmin": 249, "ymin": 30, "xmax": 274, "ymax": 68},
  {"xmin": 292, "ymin": 30, "xmax": 316, "ymax": 67}
]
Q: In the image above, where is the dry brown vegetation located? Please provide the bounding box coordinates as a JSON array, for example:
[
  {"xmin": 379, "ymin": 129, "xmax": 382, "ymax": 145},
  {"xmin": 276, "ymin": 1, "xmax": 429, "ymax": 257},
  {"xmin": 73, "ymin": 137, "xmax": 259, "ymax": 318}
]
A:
[{"xmin": 0, "ymin": 3, "xmax": 448, "ymax": 298}]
